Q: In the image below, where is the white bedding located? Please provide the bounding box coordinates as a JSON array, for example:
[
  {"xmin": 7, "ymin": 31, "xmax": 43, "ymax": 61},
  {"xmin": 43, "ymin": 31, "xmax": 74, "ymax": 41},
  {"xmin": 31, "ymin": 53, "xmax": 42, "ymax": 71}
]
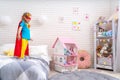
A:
[
  {"xmin": 0, "ymin": 44, "xmax": 50, "ymax": 80},
  {"xmin": 0, "ymin": 57, "xmax": 49, "ymax": 80},
  {"xmin": 0, "ymin": 44, "xmax": 50, "ymax": 64}
]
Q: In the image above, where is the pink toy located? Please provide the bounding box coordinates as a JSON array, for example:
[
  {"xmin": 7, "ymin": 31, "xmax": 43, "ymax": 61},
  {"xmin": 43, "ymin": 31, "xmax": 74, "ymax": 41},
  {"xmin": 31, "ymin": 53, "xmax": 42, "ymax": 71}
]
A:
[
  {"xmin": 78, "ymin": 50, "xmax": 91, "ymax": 69},
  {"xmin": 52, "ymin": 37, "xmax": 78, "ymax": 72}
]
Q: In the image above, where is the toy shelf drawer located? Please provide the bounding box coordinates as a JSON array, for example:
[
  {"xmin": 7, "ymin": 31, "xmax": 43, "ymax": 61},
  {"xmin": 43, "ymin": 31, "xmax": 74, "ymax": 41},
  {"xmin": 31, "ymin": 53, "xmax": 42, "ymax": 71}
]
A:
[
  {"xmin": 54, "ymin": 64, "xmax": 77, "ymax": 72},
  {"xmin": 97, "ymin": 57, "xmax": 113, "ymax": 66}
]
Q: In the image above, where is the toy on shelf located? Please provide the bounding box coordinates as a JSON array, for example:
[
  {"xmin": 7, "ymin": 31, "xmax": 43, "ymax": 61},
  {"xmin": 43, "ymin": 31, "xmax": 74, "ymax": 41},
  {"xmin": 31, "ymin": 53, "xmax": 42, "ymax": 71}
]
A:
[
  {"xmin": 52, "ymin": 37, "xmax": 78, "ymax": 72},
  {"xmin": 96, "ymin": 16, "xmax": 113, "ymax": 37}
]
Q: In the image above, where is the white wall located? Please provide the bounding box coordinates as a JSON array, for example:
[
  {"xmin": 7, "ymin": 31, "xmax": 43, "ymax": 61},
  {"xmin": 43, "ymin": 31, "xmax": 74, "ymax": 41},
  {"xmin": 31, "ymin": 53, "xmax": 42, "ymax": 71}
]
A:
[
  {"xmin": 110, "ymin": 0, "xmax": 119, "ymax": 14},
  {"xmin": 0, "ymin": 0, "xmax": 117, "ymax": 65}
]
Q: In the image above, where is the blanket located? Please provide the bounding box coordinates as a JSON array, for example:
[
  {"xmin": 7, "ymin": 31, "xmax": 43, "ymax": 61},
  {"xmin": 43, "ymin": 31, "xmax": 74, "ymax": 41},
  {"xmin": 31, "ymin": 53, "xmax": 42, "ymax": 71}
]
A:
[{"xmin": 0, "ymin": 57, "xmax": 49, "ymax": 80}]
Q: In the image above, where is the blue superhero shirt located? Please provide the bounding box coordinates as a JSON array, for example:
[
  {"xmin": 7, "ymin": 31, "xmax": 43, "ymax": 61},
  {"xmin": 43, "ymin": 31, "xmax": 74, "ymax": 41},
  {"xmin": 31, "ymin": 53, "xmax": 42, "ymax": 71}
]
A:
[{"xmin": 20, "ymin": 20, "xmax": 30, "ymax": 40}]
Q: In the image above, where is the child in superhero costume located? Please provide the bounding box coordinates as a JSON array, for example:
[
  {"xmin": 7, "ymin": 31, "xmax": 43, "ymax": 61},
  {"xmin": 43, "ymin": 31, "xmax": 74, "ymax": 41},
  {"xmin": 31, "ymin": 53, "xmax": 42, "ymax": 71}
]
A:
[{"xmin": 14, "ymin": 12, "xmax": 32, "ymax": 59}]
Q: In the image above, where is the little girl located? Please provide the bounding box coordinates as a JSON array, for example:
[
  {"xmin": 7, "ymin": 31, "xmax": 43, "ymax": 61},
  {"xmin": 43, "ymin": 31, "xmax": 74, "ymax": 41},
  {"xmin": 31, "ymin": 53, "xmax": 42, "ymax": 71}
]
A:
[{"xmin": 14, "ymin": 12, "xmax": 32, "ymax": 59}]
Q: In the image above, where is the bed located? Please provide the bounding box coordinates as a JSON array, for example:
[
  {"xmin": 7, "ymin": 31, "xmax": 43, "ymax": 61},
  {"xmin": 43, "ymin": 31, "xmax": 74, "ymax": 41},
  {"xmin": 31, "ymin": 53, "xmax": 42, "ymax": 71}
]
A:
[{"xmin": 0, "ymin": 44, "xmax": 50, "ymax": 80}]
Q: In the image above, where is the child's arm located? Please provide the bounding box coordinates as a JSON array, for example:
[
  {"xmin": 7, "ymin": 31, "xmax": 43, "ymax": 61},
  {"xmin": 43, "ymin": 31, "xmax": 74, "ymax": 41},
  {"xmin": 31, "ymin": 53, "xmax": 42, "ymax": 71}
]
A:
[
  {"xmin": 17, "ymin": 27, "xmax": 22, "ymax": 40},
  {"xmin": 30, "ymin": 38, "xmax": 33, "ymax": 41}
]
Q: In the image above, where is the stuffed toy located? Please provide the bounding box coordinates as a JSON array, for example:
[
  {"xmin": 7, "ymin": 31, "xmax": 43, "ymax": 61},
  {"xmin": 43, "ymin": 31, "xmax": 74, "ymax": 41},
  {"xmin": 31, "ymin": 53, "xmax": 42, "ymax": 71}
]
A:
[
  {"xmin": 100, "ymin": 43, "xmax": 109, "ymax": 57},
  {"xmin": 4, "ymin": 49, "xmax": 14, "ymax": 56},
  {"xmin": 100, "ymin": 43, "xmax": 112, "ymax": 57},
  {"xmin": 104, "ymin": 30, "xmax": 112, "ymax": 37},
  {"xmin": 97, "ymin": 16, "xmax": 106, "ymax": 25},
  {"xmin": 102, "ymin": 50, "xmax": 109, "ymax": 57},
  {"xmin": 96, "ymin": 45, "xmax": 102, "ymax": 57},
  {"xmin": 97, "ymin": 27, "xmax": 104, "ymax": 37},
  {"xmin": 100, "ymin": 43, "xmax": 108, "ymax": 54},
  {"xmin": 107, "ymin": 43, "xmax": 112, "ymax": 53},
  {"xmin": 96, "ymin": 16, "xmax": 113, "ymax": 34},
  {"xmin": 96, "ymin": 45, "xmax": 102, "ymax": 53}
]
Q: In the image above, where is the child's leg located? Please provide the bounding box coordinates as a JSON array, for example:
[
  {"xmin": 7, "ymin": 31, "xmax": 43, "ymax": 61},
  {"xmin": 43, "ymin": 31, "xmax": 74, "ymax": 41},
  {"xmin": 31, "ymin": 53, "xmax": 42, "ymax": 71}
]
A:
[
  {"xmin": 20, "ymin": 39, "xmax": 28, "ymax": 59},
  {"xmin": 25, "ymin": 44, "xmax": 29, "ymax": 56}
]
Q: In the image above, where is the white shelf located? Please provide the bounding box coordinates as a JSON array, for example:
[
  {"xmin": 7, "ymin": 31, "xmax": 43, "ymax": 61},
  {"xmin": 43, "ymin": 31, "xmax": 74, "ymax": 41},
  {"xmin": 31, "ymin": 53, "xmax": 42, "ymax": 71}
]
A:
[
  {"xmin": 96, "ymin": 36, "xmax": 112, "ymax": 39},
  {"xmin": 94, "ymin": 20, "xmax": 117, "ymax": 72},
  {"xmin": 96, "ymin": 64, "xmax": 113, "ymax": 70}
]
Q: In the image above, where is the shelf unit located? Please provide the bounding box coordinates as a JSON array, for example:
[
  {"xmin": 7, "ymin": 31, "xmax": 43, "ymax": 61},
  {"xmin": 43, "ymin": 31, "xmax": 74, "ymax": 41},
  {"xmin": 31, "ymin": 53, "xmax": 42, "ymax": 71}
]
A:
[{"xmin": 94, "ymin": 20, "xmax": 118, "ymax": 71}]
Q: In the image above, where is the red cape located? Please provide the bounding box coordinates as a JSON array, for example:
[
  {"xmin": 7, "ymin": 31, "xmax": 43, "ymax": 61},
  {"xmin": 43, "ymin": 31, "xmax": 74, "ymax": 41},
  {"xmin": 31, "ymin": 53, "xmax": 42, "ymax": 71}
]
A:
[{"xmin": 14, "ymin": 21, "xmax": 29, "ymax": 58}]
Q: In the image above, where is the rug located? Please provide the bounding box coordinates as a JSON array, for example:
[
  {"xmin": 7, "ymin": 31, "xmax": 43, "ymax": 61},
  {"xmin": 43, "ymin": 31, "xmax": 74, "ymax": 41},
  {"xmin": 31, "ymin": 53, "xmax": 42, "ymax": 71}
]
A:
[{"xmin": 49, "ymin": 70, "xmax": 120, "ymax": 80}]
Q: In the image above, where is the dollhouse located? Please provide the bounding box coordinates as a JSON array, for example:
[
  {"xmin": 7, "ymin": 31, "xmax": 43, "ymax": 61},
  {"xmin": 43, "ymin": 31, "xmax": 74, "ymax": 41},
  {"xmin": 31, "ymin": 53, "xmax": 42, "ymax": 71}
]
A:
[{"xmin": 52, "ymin": 37, "xmax": 78, "ymax": 72}]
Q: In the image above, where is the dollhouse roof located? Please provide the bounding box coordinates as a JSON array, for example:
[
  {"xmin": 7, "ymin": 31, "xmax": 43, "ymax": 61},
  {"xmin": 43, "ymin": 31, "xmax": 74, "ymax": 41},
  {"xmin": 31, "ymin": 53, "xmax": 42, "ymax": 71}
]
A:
[{"xmin": 52, "ymin": 37, "xmax": 78, "ymax": 48}]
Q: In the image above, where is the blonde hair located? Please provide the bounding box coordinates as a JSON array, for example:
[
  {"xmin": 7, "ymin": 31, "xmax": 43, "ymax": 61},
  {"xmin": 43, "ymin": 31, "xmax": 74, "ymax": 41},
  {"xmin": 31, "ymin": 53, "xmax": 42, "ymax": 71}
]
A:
[
  {"xmin": 22, "ymin": 12, "xmax": 31, "ymax": 28},
  {"xmin": 22, "ymin": 12, "xmax": 31, "ymax": 20}
]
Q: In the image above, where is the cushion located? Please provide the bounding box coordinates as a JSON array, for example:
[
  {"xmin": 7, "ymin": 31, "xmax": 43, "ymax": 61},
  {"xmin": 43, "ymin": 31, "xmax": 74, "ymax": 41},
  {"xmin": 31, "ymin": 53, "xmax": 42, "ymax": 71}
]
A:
[
  {"xmin": 29, "ymin": 45, "xmax": 50, "ymax": 64},
  {"xmin": 4, "ymin": 49, "xmax": 14, "ymax": 56},
  {"xmin": 0, "ymin": 43, "xmax": 15, "ymax": 55},
  {"xmin": 29, "ymin": 45, "xmax": 48, "ymax": 57},
  {"xmin": 78, "ymin": 50, "xmax": 91, "ymax": 69}
]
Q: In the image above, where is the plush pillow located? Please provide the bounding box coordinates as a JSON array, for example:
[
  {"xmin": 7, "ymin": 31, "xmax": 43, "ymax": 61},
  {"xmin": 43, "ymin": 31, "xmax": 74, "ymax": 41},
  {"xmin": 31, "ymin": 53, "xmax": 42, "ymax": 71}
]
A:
[
  {"xmin": 29, "ymin": 45, "xmax": 48, "ymax": 57},
  {"xmin": 29, "ymin": 45, "xmax": 50, "ymax": 64},
  {"xmin": 4, "ymin": 49, "xmax": 14, "ymax": 56},
  {"xmin": 0, "ymin": 44, "xmax": 15, "ymax": 55}
]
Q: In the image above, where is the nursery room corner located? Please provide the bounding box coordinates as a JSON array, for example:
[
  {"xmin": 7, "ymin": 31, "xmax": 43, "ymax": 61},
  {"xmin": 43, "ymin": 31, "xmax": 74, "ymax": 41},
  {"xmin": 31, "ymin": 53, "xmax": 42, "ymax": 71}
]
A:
[{"xmin": 0, "ymin": 0, "xmax": 120, "ymax": 80}]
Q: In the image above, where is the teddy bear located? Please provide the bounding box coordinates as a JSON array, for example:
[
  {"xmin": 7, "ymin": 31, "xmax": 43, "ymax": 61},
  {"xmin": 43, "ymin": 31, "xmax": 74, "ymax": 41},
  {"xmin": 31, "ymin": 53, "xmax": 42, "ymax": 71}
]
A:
[
  {"xmin": 107, "ymin": 43, "xmax": 112, "ymax": 52},
  {"xmin": 100, "ymin": 43, "xmax": 110, "ymax": 57},
  {"xmin": 96, "ymin": 45, "xmax": 102, "ymax": 57}
]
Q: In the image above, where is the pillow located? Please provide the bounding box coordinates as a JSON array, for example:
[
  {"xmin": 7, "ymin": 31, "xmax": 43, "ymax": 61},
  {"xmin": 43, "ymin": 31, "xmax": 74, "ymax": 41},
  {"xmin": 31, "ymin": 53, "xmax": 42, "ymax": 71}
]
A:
[
  {"xmin": 29, "ymin": 45, "xmax": 50, "ymax": 64},
  {"xmin": 0, "ymin": 43, "xmax": 15, "ymax": 55},
  {"xmin": 29, "ymin": 45, "xmax": 50, "ymax": 61},
  {"xmin": 29, "ymin": 45, "xmax": 48, "ymax": 57},
  {"xmin": 4, "ymin": 49, "xmax": 14, "ymax": 56}
]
